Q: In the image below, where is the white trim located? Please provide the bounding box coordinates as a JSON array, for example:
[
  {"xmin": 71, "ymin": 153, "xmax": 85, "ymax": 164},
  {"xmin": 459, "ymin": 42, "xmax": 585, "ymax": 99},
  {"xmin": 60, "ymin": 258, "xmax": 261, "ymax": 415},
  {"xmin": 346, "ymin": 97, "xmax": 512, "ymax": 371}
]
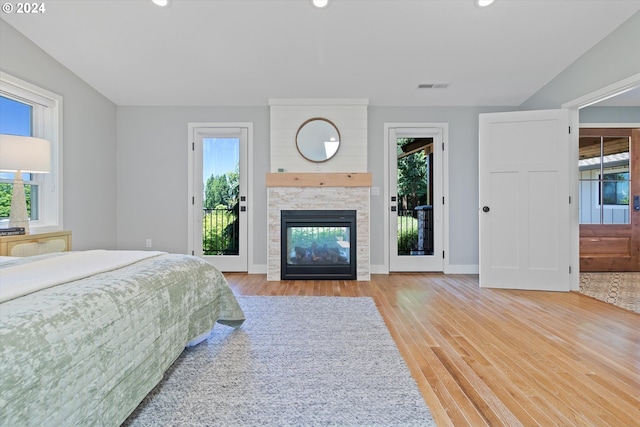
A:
[
  {"xmin": 444, "ymin": 264, "xmax": 479, "ymax": 275},
  {"xmin": 383, "ymin": 122, "xmax": 449, "ymax": 274},
  {"xmin": 375, "ymin": 263, "xmax": 477, "ymax": 275},
  {"xmin": 187, "ymin": 126, "xmax": 195, "ymax": 254},
  {"xmin": 562, "ymin": 74, "xmax": 640, "ymax": 291},
  {"xmin": 370, "ymin": 264, "xmax": 387, "ymax": 275},
  {"xmin": 247, "ymin": 124, "xmax": 254, "ymax": 272},
  {"xmin": 187, "ymin": 122, "xmax": 253, "ymax": 271},
  {"xmin": 249, "ymin": 264, "xmax": 267, "ymax": 274},
  {"xmin": 562, "ymin": 73, "xmax": 640, "ymax": 109}
]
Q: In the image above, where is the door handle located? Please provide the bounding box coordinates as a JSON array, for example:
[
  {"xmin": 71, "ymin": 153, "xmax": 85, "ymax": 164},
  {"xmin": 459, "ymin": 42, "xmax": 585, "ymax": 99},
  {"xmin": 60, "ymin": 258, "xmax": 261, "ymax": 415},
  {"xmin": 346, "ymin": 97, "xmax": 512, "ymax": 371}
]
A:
[
  {"xmin": 634, "ymin": 195, "xmax": 640, "ymax": 211},
  {"xmin": 482, "ymin": 206, "xmax": 490, "ymax": 213}
]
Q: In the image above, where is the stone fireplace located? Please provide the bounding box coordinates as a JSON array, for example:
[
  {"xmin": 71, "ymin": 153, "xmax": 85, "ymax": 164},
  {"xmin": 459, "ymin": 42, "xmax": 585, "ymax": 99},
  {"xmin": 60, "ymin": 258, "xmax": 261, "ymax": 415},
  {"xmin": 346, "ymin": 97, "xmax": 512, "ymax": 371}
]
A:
[
  {"xmin": 267, "ymin": 99, "xmax": 370, "ymax": 281},
  {"xmin": 267, "ymin": 173, "xmax": 371, "ymax": 281}
]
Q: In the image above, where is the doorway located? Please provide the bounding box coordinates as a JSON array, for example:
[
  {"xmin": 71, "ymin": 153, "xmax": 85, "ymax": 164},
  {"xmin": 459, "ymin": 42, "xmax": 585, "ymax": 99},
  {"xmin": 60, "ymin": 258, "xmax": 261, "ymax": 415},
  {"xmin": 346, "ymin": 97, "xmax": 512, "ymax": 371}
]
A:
[
  {"xmin": 579, "ymin": 127, "xmax": 640, "ymax": 271},
  {"xmin": 561, "ymin": 72, "xmax": 640, "ymax": 288},
  {"xmin": 188, "ymin": 123, "xmax": 252, "ymax": 272},
  {"xmin": 386, "ymin": 125, "xmax": 445, "ymax": 272}
]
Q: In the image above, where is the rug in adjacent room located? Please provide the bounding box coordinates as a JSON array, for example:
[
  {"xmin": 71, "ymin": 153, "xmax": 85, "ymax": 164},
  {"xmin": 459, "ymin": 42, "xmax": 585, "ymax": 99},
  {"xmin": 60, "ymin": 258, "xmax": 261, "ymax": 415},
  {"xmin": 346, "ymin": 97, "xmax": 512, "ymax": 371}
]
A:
[
  {"xmin": 579, "ymin": 272, "xmax": 639, "ymax": 313},
  {"xmin": 124, "ymin": 296, "xmax": 435, "ymax": 427}
]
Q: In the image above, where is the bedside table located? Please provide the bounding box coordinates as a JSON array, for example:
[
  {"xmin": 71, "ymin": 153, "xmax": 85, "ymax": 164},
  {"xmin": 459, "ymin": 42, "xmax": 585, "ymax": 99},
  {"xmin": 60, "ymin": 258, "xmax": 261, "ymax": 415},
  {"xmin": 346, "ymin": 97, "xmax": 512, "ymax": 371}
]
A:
[{"xmin": 0, "ymin": 230, "xmax": 72, "ymax": 257}]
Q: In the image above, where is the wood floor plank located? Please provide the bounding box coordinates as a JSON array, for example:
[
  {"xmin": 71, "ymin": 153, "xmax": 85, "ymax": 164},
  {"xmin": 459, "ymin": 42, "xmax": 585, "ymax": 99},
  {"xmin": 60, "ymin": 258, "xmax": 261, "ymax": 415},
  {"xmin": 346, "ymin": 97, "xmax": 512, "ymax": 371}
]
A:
[{"xmin": 223, "ymin": 273, "xmax": 640, "ymax": 427}]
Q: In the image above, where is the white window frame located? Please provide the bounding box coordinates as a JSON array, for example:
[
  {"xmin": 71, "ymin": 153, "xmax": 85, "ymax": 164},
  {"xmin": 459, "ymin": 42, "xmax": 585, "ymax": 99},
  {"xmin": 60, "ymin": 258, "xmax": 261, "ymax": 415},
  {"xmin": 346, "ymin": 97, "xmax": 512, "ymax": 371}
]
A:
[{"xmin": 0, "ymin": 72, "xmax": 63, "ymax": 231}]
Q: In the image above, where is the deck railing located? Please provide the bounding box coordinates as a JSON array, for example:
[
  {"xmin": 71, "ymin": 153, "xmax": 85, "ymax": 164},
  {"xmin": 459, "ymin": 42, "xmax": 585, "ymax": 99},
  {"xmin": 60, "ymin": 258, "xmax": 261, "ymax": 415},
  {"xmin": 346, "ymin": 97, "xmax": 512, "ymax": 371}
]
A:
[
  {"xmin": 397, "ymin": 207, "xmax": 433, "ymax": 255},
  {"xmin": 203, "ymin": 206, "xmax": 433, "ymax": 256},
  {"xmin": 202, "ymin": 207, "xmax": 239, "ymax": 255}
]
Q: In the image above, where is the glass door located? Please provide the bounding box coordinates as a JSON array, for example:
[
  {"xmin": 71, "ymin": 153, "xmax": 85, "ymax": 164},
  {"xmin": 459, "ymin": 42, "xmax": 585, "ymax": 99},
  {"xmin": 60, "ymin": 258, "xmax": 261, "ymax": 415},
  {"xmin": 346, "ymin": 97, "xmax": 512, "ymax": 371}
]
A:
[
  {"xmin": 579, "ymin": 128, "xmax": 639, "ymax": 271},
  {"xmin": 190, "ymin": 125, "xmax": 248, "ymax": 272},
  {"xmin": 389, "ymin": 127, "xmax": 443, "ymax": 272}
]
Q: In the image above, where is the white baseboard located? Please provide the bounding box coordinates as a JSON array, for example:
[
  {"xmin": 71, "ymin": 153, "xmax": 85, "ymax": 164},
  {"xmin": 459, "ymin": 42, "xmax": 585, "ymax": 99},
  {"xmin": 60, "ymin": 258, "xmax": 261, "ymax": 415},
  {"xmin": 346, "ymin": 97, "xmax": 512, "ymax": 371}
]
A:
[
  {"xmin": 371, "ymin": 264, "xmax": 479, "ymax": 275},
  {"xmin": 370, "ymin": 264, "xmax": 388, "ymax": 275},
  {"xmin": 249, "ymin": 264, "xmax": 267, "ymax": 274},
  {"xmin": 444, "ymin": 264, "xmax": 479, "ymax": 274}
]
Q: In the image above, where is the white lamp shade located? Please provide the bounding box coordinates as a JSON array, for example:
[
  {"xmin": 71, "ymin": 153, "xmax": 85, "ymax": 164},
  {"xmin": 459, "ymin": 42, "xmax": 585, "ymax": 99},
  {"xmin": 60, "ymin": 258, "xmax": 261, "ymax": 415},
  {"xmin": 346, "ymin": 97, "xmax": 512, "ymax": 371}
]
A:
[{"xmin": 0, "ymin": 134, "xmax": 51, "ymax": 173}]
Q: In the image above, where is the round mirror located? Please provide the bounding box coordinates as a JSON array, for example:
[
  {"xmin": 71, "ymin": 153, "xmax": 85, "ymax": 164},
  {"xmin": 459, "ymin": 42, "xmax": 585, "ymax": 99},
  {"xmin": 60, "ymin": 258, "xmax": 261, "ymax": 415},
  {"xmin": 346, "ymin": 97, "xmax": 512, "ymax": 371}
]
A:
[{"xmin": 295, "ymin": 118, "xmax": 341, "ymax": 162}]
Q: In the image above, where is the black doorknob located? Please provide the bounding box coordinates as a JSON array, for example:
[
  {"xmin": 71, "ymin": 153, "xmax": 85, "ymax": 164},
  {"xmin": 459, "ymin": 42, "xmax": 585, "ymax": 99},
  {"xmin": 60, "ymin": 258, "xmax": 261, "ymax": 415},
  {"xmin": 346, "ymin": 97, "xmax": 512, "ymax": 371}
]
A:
[{"xmin": 482, "ymin": 206, "xmax": 490, "ymax": 213}]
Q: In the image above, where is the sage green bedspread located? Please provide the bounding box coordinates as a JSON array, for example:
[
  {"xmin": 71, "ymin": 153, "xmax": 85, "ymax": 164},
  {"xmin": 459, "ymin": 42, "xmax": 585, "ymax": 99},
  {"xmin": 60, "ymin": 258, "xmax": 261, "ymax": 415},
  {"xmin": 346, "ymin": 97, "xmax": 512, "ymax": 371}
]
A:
[{"xmin": 0, "ymin": 252, "xmax": 245, "ymax": 426}]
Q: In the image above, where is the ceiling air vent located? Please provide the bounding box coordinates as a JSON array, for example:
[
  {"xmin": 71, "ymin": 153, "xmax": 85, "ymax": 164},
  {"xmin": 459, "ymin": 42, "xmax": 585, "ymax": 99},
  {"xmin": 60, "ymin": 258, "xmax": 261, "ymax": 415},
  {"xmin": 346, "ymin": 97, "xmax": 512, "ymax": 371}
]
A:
[{"xmin": 418, "ymin": 83, "xmax": 449, "ymax": 89}]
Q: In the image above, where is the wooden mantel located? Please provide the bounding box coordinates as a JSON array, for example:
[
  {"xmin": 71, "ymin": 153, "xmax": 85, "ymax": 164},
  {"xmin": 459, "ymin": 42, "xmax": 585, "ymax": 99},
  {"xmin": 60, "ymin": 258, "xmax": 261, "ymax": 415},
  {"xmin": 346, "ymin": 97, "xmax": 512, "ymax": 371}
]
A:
[{"xmin": 266, "ymin": 172, "xmax": 372, "ymax": 187}]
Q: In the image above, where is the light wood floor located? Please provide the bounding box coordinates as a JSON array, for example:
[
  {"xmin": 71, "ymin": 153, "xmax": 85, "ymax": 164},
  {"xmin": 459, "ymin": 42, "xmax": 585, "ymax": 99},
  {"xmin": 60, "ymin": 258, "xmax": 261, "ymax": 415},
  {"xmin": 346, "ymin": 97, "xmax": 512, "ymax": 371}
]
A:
[{"xmin": 224, "ymin": 273, "xmax": 640, "ymax": 427}]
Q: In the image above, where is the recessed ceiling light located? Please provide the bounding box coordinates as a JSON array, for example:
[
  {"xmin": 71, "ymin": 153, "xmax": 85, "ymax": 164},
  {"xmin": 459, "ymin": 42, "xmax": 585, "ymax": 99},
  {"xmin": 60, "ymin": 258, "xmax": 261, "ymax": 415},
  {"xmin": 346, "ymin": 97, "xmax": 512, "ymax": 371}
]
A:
[
  {"xmin": 152, "ymin": 0, "xmax": 171, "ymax": 7},
  {"xmin": 475, "ymin": 0, "xmax": 495, "ymax": 7},
  {"xmin": 311, "ymin": 0, "xmax": 330, "ymax": 9}
]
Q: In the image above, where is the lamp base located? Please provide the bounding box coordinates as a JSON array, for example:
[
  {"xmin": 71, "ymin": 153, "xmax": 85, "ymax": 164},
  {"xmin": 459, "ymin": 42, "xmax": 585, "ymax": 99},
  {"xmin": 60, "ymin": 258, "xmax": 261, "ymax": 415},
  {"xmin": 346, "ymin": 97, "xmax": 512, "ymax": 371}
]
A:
[{"xmin": 9, "ymin": 171, "xmax": 30, "ymax": 234}]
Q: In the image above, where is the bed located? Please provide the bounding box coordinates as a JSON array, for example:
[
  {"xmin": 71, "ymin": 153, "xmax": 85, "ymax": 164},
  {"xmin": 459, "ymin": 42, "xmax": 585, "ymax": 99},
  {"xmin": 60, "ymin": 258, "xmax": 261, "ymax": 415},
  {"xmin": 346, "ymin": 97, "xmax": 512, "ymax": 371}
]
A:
[{"xmin": 0, "ymin": 250, "xmax": 245, "ymax": 426}]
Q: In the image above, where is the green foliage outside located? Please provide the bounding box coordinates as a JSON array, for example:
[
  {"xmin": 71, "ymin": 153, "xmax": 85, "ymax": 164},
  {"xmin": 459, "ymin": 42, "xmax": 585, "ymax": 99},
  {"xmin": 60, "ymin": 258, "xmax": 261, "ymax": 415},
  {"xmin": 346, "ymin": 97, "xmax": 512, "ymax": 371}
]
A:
[
  {"xmin": 398, "ymin": 216, "xmax": 418, "ymax": 255},
  {"xmin": 0, "ymin": 183, "xmax": 31, "ymax": 219},
  {"xmin": 602, "ymin": 172, "xmax": 629, "ymax": 205},
  {"xmin": 203, "ymin": 169, "xmax": 239, "ymax": 255},
  {"xmin": 203, "ymin": 204, "xmax": 238, "ymax": 255},
  {"xmin": 204, "ymin": 169, "xmax": 238, "ymax": 209},
  {"xmin": 397, "ymin": 138, "xmax": 428, "ymax": 254},
  {"xmin": 397, "ymin": 138, "xmax": 429, "ymax": 210}
]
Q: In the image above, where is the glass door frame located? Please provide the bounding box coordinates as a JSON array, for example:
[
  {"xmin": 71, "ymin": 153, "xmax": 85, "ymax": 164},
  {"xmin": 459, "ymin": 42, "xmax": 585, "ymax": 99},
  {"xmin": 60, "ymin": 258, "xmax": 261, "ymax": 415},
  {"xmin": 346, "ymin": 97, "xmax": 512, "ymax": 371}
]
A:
[
  {"xmin": 383, "ymin": 123, "xmax": 448, "ymax": 273},
  {"xmin": 187, "ymin": 122, "xmax": 253, "ymax": 272}
]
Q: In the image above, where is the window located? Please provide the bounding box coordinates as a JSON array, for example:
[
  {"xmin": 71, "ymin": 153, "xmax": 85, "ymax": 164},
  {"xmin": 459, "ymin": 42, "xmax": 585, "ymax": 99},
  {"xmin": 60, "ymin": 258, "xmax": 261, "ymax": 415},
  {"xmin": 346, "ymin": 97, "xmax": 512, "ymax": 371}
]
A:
[
  {"xmin": 601, "ymin": 172, "xmax": 629, "ymax": 206},
  {"xmin": 0, "ymin": 96, "xmax": 38, "ymax": 220},
  {"xmin": 0, "ymin": 72, "xmax": 63, "ymax": 230},
  {"xmin": 578, "ymin": 135, "xmax": 630, "ymax": 224}
]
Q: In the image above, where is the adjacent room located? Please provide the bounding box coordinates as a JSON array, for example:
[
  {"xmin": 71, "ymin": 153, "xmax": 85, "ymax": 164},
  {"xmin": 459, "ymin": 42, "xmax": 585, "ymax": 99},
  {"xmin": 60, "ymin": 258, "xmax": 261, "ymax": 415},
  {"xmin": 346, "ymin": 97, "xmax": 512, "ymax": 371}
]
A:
[{"xmin": 1, "ymin": 0, "xmax": 639, "ymax": 425}]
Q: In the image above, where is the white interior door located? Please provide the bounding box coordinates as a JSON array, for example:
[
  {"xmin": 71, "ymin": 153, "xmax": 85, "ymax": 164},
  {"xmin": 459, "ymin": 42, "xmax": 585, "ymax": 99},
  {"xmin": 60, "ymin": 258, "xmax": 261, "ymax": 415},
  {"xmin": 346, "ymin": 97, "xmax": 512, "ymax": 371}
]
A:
[
  {"xmin": 389, "ymin": 126, "xmax": 444, "ymax": 272},
  {"xmin": 189, "ymin": 124, "xmax": 249, "ymax": 272},
  {"xmin": 479, "ymin": 109, "xmax": 571, "ymax": 291}
]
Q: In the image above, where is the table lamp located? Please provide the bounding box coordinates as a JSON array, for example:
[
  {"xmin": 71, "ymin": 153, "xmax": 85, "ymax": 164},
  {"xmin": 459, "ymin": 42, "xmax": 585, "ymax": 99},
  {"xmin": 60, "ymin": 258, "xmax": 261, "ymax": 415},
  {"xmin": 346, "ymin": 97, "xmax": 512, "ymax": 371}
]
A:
[{"xmin": 0, "ymin": 134, "xmax": 51, "ymax": 234}]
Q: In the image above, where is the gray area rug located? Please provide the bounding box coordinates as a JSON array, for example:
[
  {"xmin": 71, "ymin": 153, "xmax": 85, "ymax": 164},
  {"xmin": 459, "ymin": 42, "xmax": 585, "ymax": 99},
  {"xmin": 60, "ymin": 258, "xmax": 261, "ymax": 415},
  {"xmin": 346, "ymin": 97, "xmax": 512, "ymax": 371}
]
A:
[
  {"xmin": 124, "ymin": 296, "xmax": 435, "ymax": 426},
  {"xmin": 579, "ymin": 272, "xmax": 639, "ymax": 313}
]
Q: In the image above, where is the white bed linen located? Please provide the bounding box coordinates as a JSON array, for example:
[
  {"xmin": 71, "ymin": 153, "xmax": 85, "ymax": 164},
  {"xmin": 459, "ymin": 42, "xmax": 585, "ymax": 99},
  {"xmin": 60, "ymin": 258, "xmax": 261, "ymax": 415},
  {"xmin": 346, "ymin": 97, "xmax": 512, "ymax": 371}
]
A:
[{"xmin": 0, "ymin": 250, "xmax": 164, "ymax": 303}]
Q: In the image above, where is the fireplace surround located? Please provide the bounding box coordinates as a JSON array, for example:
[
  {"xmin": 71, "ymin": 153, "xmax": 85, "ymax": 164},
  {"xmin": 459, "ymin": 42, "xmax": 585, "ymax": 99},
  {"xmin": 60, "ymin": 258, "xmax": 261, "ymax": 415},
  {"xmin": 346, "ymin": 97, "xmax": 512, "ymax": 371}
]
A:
[
  {"xmin": 266, "ymin": 173, "xmax": 371, "ymax": 281},
  {"xmin": 281, "ymin": 210, "xmax": 356, "ymax": 280}
]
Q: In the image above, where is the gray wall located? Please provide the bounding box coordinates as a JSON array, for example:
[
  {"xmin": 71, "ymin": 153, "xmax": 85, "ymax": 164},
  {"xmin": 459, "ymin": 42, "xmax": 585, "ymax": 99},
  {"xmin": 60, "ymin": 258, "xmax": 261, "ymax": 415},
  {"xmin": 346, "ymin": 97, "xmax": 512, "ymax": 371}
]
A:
[
  {"xmin": 367, "ymin": 107, "xmax": 515, "ymax": 268},
  {"xmin": 521, "ymin": 11, "xmax": 640, "ymax": 110},
  {"xmin": 0, "ymin": 19, "xmax": 118, "ymax": 250},
  {"xmin": 116, "ymin": 107, "xmax": 269, "ymax": 264},
  {"xmin": 115, "ymin": 105, "xmax": 513, "ymax": 271},
  {"xmin": 579, "ymin": 106, "xmax": 640, "ymax": 123}
]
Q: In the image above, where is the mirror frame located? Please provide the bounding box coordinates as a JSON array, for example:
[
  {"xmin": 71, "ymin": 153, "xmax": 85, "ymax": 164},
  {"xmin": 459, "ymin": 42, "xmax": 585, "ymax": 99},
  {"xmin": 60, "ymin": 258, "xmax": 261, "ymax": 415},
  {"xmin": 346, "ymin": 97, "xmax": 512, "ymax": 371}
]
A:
[{"xmin": 295, "ymin": 117, "xmax": 341, "ymax": 163}]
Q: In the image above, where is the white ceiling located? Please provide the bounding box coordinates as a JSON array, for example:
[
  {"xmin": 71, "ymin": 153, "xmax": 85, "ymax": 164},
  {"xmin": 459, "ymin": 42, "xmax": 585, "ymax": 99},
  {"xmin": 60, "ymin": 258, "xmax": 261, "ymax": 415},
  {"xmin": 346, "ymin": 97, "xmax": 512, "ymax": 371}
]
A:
[{"xmin": 2, "ymin": 0, "xmax": 639, "ymax": 107}]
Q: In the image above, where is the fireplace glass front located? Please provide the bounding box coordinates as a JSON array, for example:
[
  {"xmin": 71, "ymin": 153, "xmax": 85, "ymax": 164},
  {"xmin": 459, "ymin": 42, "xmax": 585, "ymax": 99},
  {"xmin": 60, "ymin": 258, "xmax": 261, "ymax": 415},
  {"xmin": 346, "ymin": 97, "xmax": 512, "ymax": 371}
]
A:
[{"xmin": 281, "ymin": 210, "xmax": 356, "ymax": 280}]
